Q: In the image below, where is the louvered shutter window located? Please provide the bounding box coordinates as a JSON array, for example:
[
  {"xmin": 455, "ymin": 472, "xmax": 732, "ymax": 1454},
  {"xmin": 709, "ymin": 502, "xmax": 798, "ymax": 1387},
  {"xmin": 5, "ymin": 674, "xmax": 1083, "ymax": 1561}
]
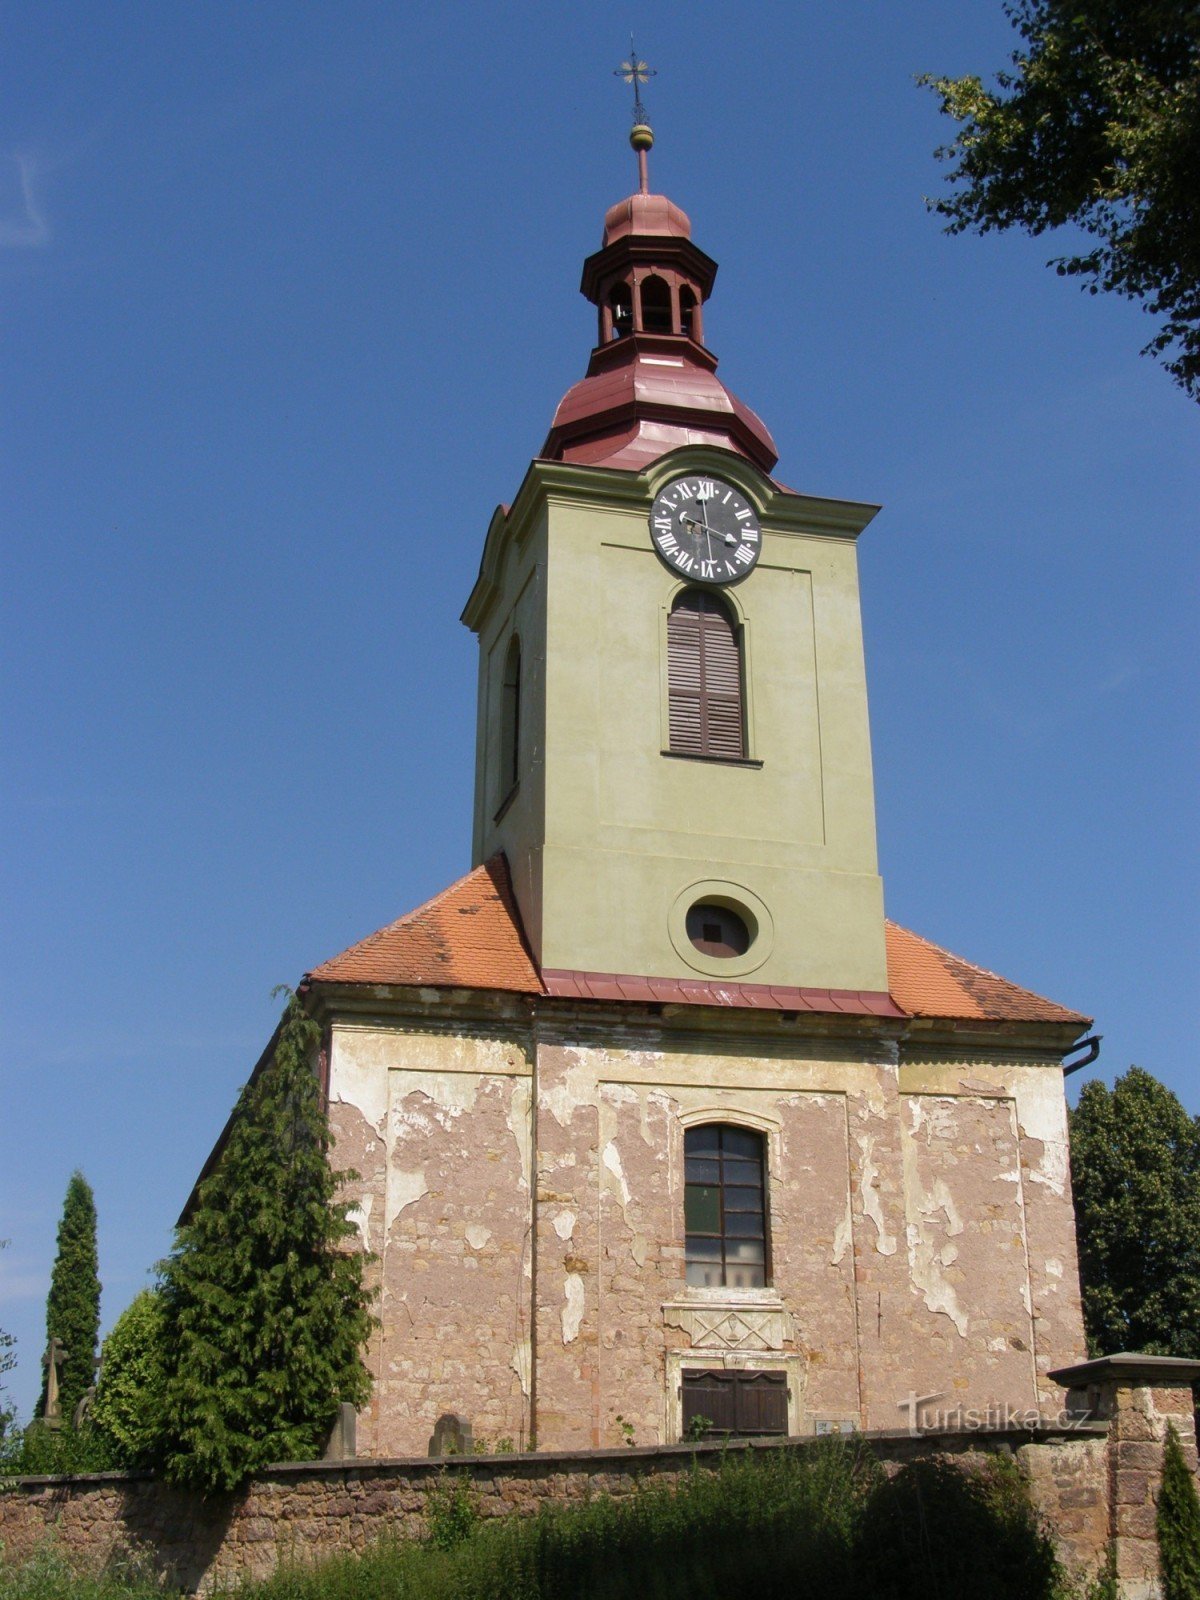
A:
[
  {"xmin": 668, "ymin": 591, "xmax": 744, "ymax": 759},
  {"xmin": 681, "ymin": 1370, "xmax": 788, "ymax": 1437}
]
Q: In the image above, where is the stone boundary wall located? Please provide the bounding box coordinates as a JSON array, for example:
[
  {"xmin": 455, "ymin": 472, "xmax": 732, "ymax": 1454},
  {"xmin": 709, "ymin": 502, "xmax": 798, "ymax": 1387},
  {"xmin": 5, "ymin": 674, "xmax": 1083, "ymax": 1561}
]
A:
[{"xmin": 0, "ymin": 1425, "xmax": 1110, "ymax": 1596}]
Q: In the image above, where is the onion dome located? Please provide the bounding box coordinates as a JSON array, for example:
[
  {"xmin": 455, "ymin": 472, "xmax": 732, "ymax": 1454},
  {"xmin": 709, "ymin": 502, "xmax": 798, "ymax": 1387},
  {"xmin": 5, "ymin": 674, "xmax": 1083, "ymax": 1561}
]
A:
[{"xmin": 541, "ymin": 127, "xmax": 777, "ymax": 474}]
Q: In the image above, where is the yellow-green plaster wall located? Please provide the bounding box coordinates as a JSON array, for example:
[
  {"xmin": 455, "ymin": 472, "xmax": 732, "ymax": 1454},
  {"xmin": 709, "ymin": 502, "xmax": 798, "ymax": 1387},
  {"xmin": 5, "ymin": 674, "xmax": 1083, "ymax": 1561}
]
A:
[{"xmin": 464, "ymin": 445, "xmax": 888, "ymax": 992}]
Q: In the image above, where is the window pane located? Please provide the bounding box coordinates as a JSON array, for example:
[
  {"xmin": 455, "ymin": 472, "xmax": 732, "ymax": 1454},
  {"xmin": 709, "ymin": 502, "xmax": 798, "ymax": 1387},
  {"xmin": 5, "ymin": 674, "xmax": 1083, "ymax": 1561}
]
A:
[
  {"xmin": 685, "ymin": 1185, "xmax": 721, "ymax": 1233},
  {"xmin": 686, "ymin": 1126, "xmax": 721, "ymax": 1155},
  {"xmin": 722, "ymin": 1159, "xmax": 762, "ymax": 1189},
  {"xmin": 682, "ymin": 1123, "xmax": 769, "ymax": 1293},
  {"xmin": 685, "ymin": 1157, "xmax": 720, "ymax": 1185},
  {"xmin": 686, "ymin": 1260, "xmax": 725, "ymax": 1287},
  {"xmin": 721, "ymin": 1128, "xmax": 762, "ymax": 1160},
  {"xmin": 685, "ymin": 1237, "xmax": 722, "ymax": 1261}
]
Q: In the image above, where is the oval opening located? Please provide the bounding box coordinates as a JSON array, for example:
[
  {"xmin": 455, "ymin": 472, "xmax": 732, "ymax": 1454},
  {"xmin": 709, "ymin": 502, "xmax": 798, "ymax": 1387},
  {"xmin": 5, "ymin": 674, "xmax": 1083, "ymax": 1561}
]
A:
[{"xmin": 687, "ymin": 901, "xmax": 751, "ymax": 959}]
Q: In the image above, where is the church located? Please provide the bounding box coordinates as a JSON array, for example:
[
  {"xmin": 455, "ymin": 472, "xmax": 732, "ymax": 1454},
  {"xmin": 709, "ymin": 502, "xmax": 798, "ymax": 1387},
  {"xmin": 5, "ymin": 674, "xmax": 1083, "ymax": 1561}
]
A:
[{"xmin": 198, "ymin": 101, "xmax": 1094, "ymax": 1457}]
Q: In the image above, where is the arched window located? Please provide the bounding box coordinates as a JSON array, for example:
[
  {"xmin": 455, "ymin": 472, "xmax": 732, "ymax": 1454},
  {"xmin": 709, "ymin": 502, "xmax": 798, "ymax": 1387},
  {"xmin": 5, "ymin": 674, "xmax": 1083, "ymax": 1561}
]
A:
[
  {"xmin": 608, "ymin": 284, "xmax": 633, "ymax": 339},
  {"xmin": 499, "ymin": 636, "xmax": 520, "ymax": 799},
  {"xmin": 684, "ymin": 1124, "xmax": 767, "ymax": 1288},
  {"xmin": 667, "ymin": 590, "xmax": 744, "ymax": 759},
  {"xmin": 640, "ymin": 275, "xmax": 673, "ymax": 334},
  {"xmin": 679, "ymin": 286, "xmax": 699, "ymax": 340}
]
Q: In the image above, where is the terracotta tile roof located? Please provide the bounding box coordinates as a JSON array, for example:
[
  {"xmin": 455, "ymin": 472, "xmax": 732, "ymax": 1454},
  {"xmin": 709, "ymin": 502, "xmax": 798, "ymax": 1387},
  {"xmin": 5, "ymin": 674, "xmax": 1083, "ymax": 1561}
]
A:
[
  {"xmin": 307, "ymin": 857, "xmax": 1086, "ymax": 1028},
  {"xmin": 885, "ymin": 921, "xmax": 1089, "ymax": 1026},
  {"xmin": 307, "ymin": 855, "xmax": 541, "ymax": 993}
]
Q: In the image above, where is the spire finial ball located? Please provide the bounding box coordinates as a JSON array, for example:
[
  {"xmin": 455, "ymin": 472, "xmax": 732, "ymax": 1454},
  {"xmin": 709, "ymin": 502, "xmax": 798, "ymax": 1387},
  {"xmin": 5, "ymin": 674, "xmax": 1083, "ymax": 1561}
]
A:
[{"xmin": 630, "ymin": 123, "xmax": 654, "ymax": 152}]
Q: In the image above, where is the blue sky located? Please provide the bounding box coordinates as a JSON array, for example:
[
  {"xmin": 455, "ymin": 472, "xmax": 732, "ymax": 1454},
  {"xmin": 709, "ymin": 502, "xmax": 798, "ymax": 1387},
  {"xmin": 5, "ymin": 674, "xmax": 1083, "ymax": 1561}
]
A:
[{"xmin": 2, "ymin": 3, "xmax": 1196, "ymax": 1418}]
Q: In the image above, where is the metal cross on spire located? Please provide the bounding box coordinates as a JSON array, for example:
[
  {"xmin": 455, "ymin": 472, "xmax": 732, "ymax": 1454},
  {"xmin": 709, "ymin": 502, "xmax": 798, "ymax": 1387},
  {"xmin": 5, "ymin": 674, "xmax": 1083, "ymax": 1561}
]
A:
[
  {"xmin": 614, "ymin": 40, "xmax": 655, "ymax": 127},
  {"xmin": 614, "ymin": 40, "xmax": 656, "ymax": 192}
]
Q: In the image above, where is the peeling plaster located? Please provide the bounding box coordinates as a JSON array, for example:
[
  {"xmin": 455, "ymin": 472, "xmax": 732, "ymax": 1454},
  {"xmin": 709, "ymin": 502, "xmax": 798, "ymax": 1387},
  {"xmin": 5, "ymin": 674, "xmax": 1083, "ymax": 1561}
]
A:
[
  {"xmin": 330, "ymin": 1047, "xmax": 389, "ymax": 1136},
  {"xmin": 465, "ymin": 1224, "xmax": 492, "ymax": 1251},
  {"xmin": 541, "ymin": 1052, "xmax": 596, "ymax": 1128},
  {"xmin": 347, "ymin": 1192, "xmax": 373, "ymax": 1246},
  {"xmin": 386, "ymin": 1168, "xmax": 428, "ymax": 1233},
  {"xmin": 561, "ymin": 1274, "xmax": 585, "ymax": 1344},
  {"xmin": 511, "ymin": 1337, "xmax": 531, "ymax": 1396},
  {"xmin": 905, "ymin": 1223, "xmax": 969, "ymax": 1336},
  {"xmin": 856, "ymin": 1134, "xmax": 897, "ymax": 1255},
  {"xmin": 831, "ymin": 1210, "xmax": 852, "ymax": 1266},
  {"xmin": 601, "ymin": 1141, "xmax": 632, "ymax": 1222},
  {"xmin": 1046, "ymin": 1257, "xmax": 1064, "ymax": 1279},
  {"xmin": 631, "ymin": 1234, "xmax": 648, "ymax": 1267},
  {"xmin": 1013, "ymin": 1072, "xmax": 1070, "ymax": 1197},
  {"xmin": 507, "ymin": 1079, "xmax": 532, "ymax": 1191},
  {"xmin": 901, "ymin": 1100, "xmax": 968, "ymax": 1336},
  {"xmin": 553, "ymin": 1210, "xmax": 576, "ymax": 1242}
]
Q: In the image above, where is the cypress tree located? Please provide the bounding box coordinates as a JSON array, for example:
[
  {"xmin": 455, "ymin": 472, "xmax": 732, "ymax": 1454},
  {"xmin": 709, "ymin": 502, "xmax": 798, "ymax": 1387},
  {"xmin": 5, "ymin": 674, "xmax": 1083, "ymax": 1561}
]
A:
[
  {"xmin": 157, "ymin": 992, "xmax": 374, "ymax": 1492},
  {"xmin": 38, "ymin": 1171, "xmax": 101, "ymax": 1425},
  {"xmin": 1158, "ymin": 1422, "xmax": 1200, "ymax": 1600}
]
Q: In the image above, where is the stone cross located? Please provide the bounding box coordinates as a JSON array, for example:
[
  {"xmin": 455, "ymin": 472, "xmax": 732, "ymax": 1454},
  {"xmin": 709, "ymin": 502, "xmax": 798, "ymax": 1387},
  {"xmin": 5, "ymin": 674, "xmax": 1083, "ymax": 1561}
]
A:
[{"xmin": 41, "ymin": 1336, "xmax": 69, "ymax": 1428}]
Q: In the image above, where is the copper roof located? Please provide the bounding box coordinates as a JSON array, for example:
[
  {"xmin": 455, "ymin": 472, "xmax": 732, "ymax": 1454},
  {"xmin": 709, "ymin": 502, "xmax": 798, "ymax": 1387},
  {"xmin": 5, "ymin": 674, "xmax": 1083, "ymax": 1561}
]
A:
[
  {"xmin": 308, "ymin": 858, "xmax": 1087, "ymax": 1028},
  {"xmin": 542, "ymin": 968, "xmax": 904, "ymax": 1016},
  {"xmin": 602, "ymin": 191, "xmax": 691, "ymax": 244},
  {"xmin": 544, "ymin": 334, "xmax": 778, "ymax": 474}
]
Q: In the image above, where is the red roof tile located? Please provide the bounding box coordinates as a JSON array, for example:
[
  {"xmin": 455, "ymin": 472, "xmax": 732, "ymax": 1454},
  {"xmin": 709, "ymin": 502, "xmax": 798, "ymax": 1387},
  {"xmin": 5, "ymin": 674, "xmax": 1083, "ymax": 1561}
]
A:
[
  {"xmin": 307, "ymin": 855, "xmax": 541, "ymax": 994},
  {"xmin": 884, "ymin": 921, "xmax": 1089, "ymax": 1026},
  {"xmin": 307, "ymin": 857, "xmax": 1087, "ymax": 1028}
]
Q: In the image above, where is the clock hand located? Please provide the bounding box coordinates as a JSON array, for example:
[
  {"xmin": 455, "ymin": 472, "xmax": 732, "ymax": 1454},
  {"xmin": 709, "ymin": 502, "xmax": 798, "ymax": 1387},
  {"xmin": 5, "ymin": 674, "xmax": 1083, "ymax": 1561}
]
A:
[{"xmin": 684, "ymin": 514, "xmax": 734, "ymax": 545}]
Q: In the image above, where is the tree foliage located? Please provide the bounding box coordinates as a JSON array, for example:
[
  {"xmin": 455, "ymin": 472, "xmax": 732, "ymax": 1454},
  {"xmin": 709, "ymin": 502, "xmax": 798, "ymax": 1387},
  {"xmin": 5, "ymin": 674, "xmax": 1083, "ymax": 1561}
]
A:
[
  {"xmin": 1158, "ymin": 1422, "xmax": 1200, "ymax": 1600},
  {"xmin": 38, "ymin": 1170, "xmax": 101, "ymax": 1425},
  {"xmin": 157, "ymin": 992, "xmax": 374, "ymax": 1492},
  {"xmin": 1069, "ymin": 1067, "xmax": 1200, "ymax": 1358},
  {"xmin": 90, "ymin": 1289, "xmax": 168, "ymax": 1469},
  {"xmin": 922, "ymin": 1, "xmax": 1200, "ymax": 398}
]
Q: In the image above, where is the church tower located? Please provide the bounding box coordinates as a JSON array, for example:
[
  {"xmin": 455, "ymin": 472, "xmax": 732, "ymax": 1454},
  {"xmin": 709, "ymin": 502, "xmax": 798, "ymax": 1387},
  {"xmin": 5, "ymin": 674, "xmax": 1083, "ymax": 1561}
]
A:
[
  {"xmin": 189, "ymin": 66, "xmax": 1095, "ymax": 1461},
  {"xmin": 463, "ymin": 119, "xmax": 888, "ymax": 997}
]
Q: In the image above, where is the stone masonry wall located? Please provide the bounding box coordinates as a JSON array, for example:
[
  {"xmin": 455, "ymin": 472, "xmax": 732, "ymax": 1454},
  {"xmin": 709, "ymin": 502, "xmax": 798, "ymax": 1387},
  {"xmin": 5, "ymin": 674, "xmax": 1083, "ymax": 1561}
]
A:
[
  {"xmin": 0, "ymin": 1427, "xmax": 1111, "ymax": 1597},
  {"xmin": 326, "ymin": 1010, "xmax": 1088, "ymax": 1457}
]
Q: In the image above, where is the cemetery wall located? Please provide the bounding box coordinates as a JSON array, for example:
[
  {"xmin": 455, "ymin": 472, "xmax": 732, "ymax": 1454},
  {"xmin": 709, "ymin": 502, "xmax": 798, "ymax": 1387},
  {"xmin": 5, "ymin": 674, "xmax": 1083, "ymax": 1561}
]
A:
[{"xmin": 0, "ymin": 1425, "xmax": 1109, "ymax": 1596}]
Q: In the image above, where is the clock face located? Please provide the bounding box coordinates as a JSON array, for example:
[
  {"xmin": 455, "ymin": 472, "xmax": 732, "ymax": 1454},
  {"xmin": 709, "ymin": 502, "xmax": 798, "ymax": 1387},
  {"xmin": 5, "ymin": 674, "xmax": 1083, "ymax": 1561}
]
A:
[{"xmin": 649, "ymin": 475, "xmax": 762, "ymax": 585}]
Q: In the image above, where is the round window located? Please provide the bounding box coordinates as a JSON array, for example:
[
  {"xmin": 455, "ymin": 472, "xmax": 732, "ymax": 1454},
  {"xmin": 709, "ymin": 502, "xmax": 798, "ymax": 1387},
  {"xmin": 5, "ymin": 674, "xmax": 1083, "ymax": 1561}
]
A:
[{"xmin": 686, "ymin": 902, "xmax": 751, "ymax": 959}]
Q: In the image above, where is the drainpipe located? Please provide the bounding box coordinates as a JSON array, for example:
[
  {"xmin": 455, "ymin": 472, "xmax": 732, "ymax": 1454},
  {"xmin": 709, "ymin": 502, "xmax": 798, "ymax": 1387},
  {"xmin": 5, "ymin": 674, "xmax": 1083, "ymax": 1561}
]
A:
[{"xmin": 1062, "ymin": 1035, "xmax": 1102, "ymax": 1076}]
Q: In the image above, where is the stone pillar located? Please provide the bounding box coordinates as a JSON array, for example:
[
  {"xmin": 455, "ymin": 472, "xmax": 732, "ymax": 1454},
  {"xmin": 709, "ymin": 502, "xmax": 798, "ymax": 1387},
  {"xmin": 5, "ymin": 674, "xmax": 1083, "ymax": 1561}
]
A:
[{"xmin": 1049, "ymin": 1353, "xmax": 1200, "ymax": 1600}]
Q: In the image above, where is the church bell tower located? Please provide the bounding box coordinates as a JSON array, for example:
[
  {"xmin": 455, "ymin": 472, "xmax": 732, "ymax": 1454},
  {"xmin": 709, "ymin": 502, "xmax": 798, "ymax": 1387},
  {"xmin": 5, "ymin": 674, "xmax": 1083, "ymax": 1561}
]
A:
[{"xmin": 462, "ymin": 102, "xmax": 889, "ymax": 997}]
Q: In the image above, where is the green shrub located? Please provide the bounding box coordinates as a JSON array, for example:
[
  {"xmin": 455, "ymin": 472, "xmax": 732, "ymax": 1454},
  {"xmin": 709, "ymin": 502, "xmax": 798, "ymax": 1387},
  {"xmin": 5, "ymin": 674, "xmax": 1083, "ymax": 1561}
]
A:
[
  {"xmin": 1158, "ymin": 1422, "xmax": 1200, "ymax": 1600},
  {"xmin": 426, "ymin": 1472, "xmax": 479, "ymax": 1553},
  {"xmin": 0, "ymin": 1419, "xmax": 118, "ymax": 1479},
  {"xmin": 90, "ymin": 1292, "xmax": 168, "ymax": 1470},
  {"xmin": 858, "ymin": 1452, "xmax": 1063, "ymax": 1600}
]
